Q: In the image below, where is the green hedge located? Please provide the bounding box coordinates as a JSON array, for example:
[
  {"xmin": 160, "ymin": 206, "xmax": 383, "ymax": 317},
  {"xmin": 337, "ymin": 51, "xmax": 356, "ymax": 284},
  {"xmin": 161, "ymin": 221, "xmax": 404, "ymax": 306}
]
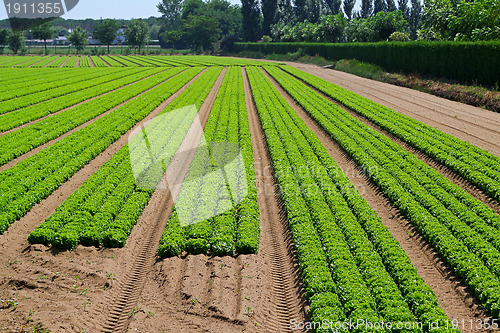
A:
[{"xmin": 235, "ymin": 41, "xmax": 500, "ymax": 85}]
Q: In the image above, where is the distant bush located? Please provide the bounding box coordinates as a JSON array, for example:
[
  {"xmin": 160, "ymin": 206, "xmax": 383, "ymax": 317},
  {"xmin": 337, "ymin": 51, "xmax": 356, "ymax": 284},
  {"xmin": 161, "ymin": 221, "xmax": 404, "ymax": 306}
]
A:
[
  {"xmin": 389, "ymin": 32, "xmax": 410, "ymax": 42},
  {"xmin": 235, "ymin": 41, "xmax": 500, "ymax": 85}
]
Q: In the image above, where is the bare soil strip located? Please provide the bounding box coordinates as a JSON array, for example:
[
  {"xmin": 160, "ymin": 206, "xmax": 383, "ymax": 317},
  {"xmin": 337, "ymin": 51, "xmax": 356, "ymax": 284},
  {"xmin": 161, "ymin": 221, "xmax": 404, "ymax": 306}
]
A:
[
  {"xmin": 264, "ymin": 70, "xmax": 489, "ymax": 332},
  {"xmin": 99, "ymin": 56, "xmax": 111, "ymax": 67},
  {"xmin": 292, "ymin": 73, "xmax": 500, "ymax": 214},
  {"xmin": 0, "ymin": 68, "xmax": 178, "ymax": 136},
  {"xmin": 124, "ymin": 68, "xmax": 309, "ymax": 333},
  {"xmin": 75, "ymin": 56, "xmax": 80, "ymax": 68},
  {"xmin": 59, "ymin": 57, "xmax": 70, "ymax": 68},
  {"xmin": 89, "ymin": 56, "xmax": 95, "ymax": 67},
  {"xmin": 0, "ymin": 69, "xmax": 186, "ymax": 173},
  {"xmin": 0, "ymin": 70, "xmax": 206, "ymax": 333},
  {"xmin": 242, "ymin": 67, "xmax": 309, "ymax": 332},
  {"xmin": 27, "ymin": 57, "xmax": 51, "ymax": 68},
  {"xmin": 43, "ymin": 56, "xmax": 61, "ymax": 68},
  {"xmin": 101, "ymin": 68, "xmax": 227, "ymax": 333},
  {"xmin": 292, "ymin": 65, "xmax": 500, "ymax": 157}
]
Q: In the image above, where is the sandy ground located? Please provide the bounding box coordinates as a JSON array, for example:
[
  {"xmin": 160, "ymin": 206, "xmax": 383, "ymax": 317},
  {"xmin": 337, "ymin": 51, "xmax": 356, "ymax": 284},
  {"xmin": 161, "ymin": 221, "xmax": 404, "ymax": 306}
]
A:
[
  {"xmin": 1, "ymin": 63, "xmax": 498, "ymax": 333},
  {"xmin": 263, "ymin": 68, "xmax": 490, "ymax": 332},
  {"xmin": 289, "ymin": 63, "xmax": 500, "ymax": 157}
]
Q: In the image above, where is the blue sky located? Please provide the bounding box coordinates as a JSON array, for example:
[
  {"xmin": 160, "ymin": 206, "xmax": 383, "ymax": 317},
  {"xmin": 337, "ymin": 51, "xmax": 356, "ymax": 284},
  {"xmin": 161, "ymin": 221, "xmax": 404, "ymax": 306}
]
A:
[{"xmin": 0, "ymin": 0, "xmax": 241, "ymax": 20}]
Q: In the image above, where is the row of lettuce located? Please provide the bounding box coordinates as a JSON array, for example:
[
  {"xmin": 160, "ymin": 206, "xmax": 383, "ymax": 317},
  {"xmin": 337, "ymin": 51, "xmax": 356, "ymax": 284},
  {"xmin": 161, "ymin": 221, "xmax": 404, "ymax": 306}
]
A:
[
  {"xmin": 157, "ymin": 67, "xmax": 260, "ymax": 257},
  {"xmin": 0, "ymin": 66, "xmax": 204, "ymax": 234},
  {"xmin": 0, "ymin": 68, "xmax": 163, "ymax": 131},
  {"xmin": 263, "ymin": 65, "xmax": 500, "ymax": 318},
  {"xmin": 0, "ymin": 55, "xmax": 280, "ymax": 68},
  {"xmin": 0, "ymin": 68, "xmax": 186, "ymax": 166},
  {"xmin": 25, "ymin": 67, "xmax": 220, "ymax": 247},
  {"xmin": 246, "ymin": 66, "xmax": 457, "ymax": 331},
  {"xmin": 281, "ymin": 66, "xmax": 500, "ymax": 202}
]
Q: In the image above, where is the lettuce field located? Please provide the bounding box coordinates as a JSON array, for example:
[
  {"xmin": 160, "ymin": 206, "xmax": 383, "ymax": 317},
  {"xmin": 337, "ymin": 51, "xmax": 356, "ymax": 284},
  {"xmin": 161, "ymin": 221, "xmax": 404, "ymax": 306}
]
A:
[{"xmin": 0, "ymin": 55, "xmax": 499, "ymax": 333}]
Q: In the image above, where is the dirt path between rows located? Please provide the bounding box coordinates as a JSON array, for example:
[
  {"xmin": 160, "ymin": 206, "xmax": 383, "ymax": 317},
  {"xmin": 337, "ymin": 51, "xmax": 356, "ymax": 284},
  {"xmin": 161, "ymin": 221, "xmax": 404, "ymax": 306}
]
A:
[
  {"xmin": 263, "ymin": 69, "xmax": 489, "ymax": 332},
  {"xmin": 0, "ymin": 70, "xmax": 207, "ymax": 333},
  {"xmin": 122, "ymin": 68, "xmax": 309, "ymax": 333},
  {"xmin": 0, "ymin": 68, "xmax": 177, "ymax": 136},
  {"xmin": 289, "ymin": 71, "xmax": 500, "ymax": 214},
  {"xmin": 43, "ymin": 56, "xmax": 60, "ymax": 68},
  {"xmin": 89, "ymin": 56, "xmax": 95, "ymax": 67},
  {"xmin": 289, "ymin": 64, "xmax": 500, "ymax": 157}
]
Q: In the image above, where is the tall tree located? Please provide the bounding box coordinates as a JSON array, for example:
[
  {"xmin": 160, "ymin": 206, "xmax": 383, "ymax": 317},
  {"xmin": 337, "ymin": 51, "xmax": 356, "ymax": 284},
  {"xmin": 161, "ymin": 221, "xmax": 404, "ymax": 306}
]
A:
[
  {"xmin": 343, "ymin": 0, "xmax": 356, "ymax": 19},
  {"xmin": 241, "ymin": 0, "xmax": 261, "ymax": 41},
  {"xmin": 157, "ymin": 0, "xmax": 183, "ymax": 30},
  {"xmin": 397, "ymin": 0, "xmax": 409, "ymax": 20},
  {"xmin": 8, "ymin": 31, "xmax": 24, "ymax": 54},
  {"xmin": 408, "ymin": 0, "xmax": 422, "ymax": 39},
  {"xmin": 275, "ymin": 0, "xmax": 293, "ymax": 24},
  {"xmin": 93, "ymin": 19, "xmax": 119, "ymax": 53},
  {"xmin": 373, "ymin": 0, "xmax": 386, "ymax": 13},
  {"xmin": 184, "ymin": 14, "xmax": 220, "ymax": 50},
  {"xmin": 361, "ymin": 0, "xmax": 372, "ymax": 17},
  {"xmin": 262, "ymin": 0, "xmax": 278, "ymax": 36},
  {"xmin": 0, "ymin": 29, "xmax": 8, "ymax": 53},
  {"xmin": 125, "ymin": 20, "xmax": 150, "ymax": 53},
  {"xmin": 306, "ymin": 0, "xmax": 322, "ymax": 23},
  {"xmin": 294, "ymin": 0, "xmax": 308, "ymax": 22},
  {"xmin": 32, "ymin": 23, "xmax": 55, "ymax": 54},
  {"xmin": 325, "ymin": 0, "xmax": 342, "ymax": 14},
  {"xmin": 68, "ymin": 27, "xmax": 88, "ymax": 54},
  {"xmin": 386, "ymin": 0, "xmax": 397, "ymax": 11}
]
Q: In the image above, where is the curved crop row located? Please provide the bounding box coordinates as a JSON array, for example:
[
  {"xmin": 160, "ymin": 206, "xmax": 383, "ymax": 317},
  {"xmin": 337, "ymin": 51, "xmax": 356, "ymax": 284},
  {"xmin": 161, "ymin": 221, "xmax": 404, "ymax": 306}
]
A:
[
  {"xmin": 267, "ymin": 66, "xmax": 500, "ymax": 318},
  {"xmin": 0, "ymin": 67, "xmax": 205, "ymax": 234},
  {"xmin": 281, "ymin": 65, "xmax": 500, "ymax": 201},
  {"xmin": 28, "ymin": 67, "xmax": 222, "ymax": 249},
  {"xmin": 47, "ymin": 56, "xmax": 69, "ymax": 68},
  {"xmin": 247, "ymin": 67, "xmax": 455, "ymax": 331},
  {"xmin": 0, "ymin": 68, "xmax": 165, "ymax": 132},
  {"xmin": 0, "ymin": 67, "xmax": 130, "ymax": 114},
  {"xmin": 1, "ymin": 68, "xmax": 79, "ymax": 102},
  {"xmin": 30, "ymin": 56, "xmax": 61, "ymax": 68},
  {"xmin": 0, "ymin": 67, "xmax": 187, "ymax": 166},
  {"xmin": 158, "ymin": 67, "xmax": 260, "ymax": 257},
  {"xmin": 90, "ymin": 56, "xmax": 109, "ymax": 67},
  {"xmin": 13, "ymin": 56, "xmax": 51, "ymax": 67}
]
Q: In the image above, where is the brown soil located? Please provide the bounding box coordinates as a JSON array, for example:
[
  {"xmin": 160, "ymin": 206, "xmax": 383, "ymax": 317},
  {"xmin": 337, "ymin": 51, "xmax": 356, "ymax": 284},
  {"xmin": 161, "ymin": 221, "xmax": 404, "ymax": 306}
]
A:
[
  {"xmin": 59, "ymin": 57, "xmax": 70, "ymax": 68},
  {"xmin": 99, "ymin": 56, "xmax": 111, "ymax": 67},
  {"xmin": 291, "ymin": 64, "xmax": 500, "ymax": 157},
  {"xmin": 263, "ymin": 68, "xmax": 490, "ymax": 332},
  {"xmin": 291, "ymin": 71, "xmax": 500, "ymax": 215},
  {"xmin": 122, "ymin": 68, "xmax": 309, "ymax": 333},
  {"xmin": 0, "ymin": 68, "xmax": 179, "ymax": 136},
  {"xmin": 0, "ymin": 70, "xmax": 205, "ymax": 333},
  {"xmin": 27, "ymin": 57, "xmax": 50, "ymax": 68},
  {"xmin": 43, "ymin": 56, "xmax": 60, "ymax": 68},
  {"xmin": 75, "ymin": 57, "xmax": 80, "ymax": 68},
  {"xmin": 386, "ymin": 73, "xmax": 500, "ymax": 113},
  {"xmin": 88, "ymin": 56, "xmax": 95, "ymax": 68}
]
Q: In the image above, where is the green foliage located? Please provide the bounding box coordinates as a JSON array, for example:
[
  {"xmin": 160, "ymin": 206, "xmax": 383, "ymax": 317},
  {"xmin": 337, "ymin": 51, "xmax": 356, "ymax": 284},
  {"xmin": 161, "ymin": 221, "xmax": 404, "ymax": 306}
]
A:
[
  {"xmin": 389, "ymin": 31, "xmax": 410, "ymax": 41},
  {"xmin": 241, "ymin": 0, "xmax": 261, "ymax": 41},
  {"xmin": 8, "ymin": 31, "xmax": 25, "ymax": 54},
  {"xmin": 183, "ymin": 14, "xmax": 220, "ymax": 51},
  {"xmin": 272, "ymin": 14, "xmax": 347, "ymax": 42},
  {"xmin": 93, "ymin": 19, "xmax": 120, "ymax": 53},
  {"xmin": 32, "ymin": 24, "xmax": 56, "ymax": 53},
  {"xmin": 125, "ymin": 20, "xmax": 150, "ymax": 53},
  {"xmin": 235, "ymin": 41, "xmax": 500, "ymax": 85},
  {"xmin": 68, "ymin": 27, "xmax": 88, "ymax": 54},
  {"xmin": 279, "ymin": 64, "xmax": 500, "ymax": 318},
  {"xmin": 422, "ymin": 0, "xmax": 500, "ymax": 41},
  {"xmin": 334, "ymin": 59, "xmax": 385, "ymax": 80}
]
